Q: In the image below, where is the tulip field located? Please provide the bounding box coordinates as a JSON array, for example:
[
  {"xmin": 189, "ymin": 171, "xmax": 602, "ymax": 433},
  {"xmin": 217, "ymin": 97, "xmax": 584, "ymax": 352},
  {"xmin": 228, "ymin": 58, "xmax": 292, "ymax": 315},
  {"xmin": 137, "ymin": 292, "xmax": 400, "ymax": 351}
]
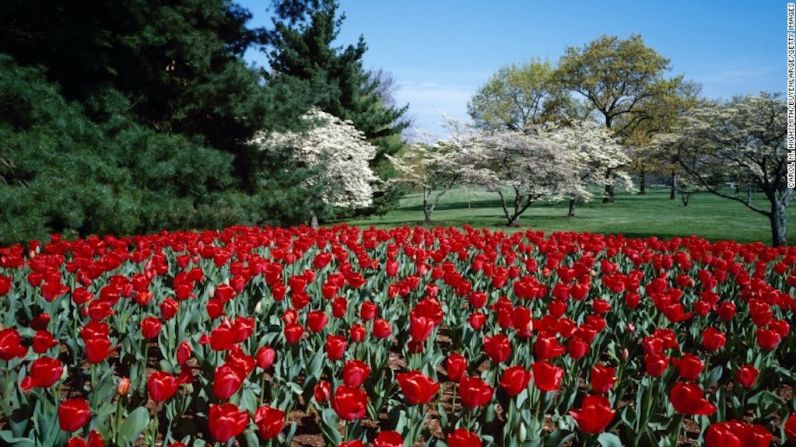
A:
[{"xmin": 0, "ymin": 225, "xmax": 795, "ymax": 447}]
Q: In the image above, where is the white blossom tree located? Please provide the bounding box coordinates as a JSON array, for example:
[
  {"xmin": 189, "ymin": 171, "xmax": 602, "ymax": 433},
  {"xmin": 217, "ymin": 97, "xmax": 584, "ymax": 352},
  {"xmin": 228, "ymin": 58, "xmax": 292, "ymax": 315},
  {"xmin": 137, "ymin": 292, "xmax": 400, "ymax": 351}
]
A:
[
  {"xmin": 654, "ymin": 94, "xmax": 790, "ymax": 246},
  {"xmin": 387, "ymin": 120, "xmax": 483, "ymax": 224},
  {"xmin": 547, "ymin": 121, "xmax": 634, "ymax": 216},
  {"xmin": 251, "ymin": 108, "xmax": 379, "ymax": 225},
  {"xmin": 469, "ymin": 127, "xmax": 584, "ymax": 226}
]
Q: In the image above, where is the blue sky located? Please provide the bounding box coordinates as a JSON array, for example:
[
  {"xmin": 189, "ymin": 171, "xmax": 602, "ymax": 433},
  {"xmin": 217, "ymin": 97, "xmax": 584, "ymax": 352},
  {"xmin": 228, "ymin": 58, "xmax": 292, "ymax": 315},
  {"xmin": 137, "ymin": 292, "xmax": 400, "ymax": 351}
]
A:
[{"xmin": 239, "ymin": 0, "xmax": 785, "ymax": 137}]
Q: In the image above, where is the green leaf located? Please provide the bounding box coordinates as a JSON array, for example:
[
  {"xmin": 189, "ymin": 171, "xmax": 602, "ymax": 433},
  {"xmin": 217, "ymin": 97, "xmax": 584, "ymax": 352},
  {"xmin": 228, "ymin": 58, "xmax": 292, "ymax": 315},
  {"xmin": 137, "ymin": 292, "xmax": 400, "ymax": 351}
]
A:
[
  {"xmin": 0, "ymin": 430, "xmax": 35, "ymax": 447},
  {"xmin": 119, "ymin": 407, "xmax": 150, "ymax": 445},
  {"xmin": 597, "ymin": 432, "xmax": 623, "ymax": 447}
]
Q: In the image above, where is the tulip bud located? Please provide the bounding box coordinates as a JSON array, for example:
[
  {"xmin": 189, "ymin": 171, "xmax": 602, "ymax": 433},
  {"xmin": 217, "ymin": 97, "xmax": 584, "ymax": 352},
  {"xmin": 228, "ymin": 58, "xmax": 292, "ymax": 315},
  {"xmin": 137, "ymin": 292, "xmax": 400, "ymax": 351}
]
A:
[{"xmin": 117, "ymin": 377, "xmax": 130, "ymax": 396}]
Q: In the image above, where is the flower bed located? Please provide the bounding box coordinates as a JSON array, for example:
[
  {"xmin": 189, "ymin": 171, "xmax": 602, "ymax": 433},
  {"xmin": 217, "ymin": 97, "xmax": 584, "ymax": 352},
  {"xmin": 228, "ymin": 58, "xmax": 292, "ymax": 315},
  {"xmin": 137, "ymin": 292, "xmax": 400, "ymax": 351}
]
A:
[{"xmin": 0, "ymin": 225, "xmax": 794, "ymax": 446}]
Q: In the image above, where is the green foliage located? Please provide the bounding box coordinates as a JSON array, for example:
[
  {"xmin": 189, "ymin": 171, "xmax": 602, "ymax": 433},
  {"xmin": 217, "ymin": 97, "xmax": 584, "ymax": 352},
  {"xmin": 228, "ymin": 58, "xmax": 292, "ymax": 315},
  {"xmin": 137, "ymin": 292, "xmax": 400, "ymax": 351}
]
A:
[
  {"xmin": 0, "ymin": 55, "xmax": 317, "ymax": 244},
  {"xmin": 267, "ymin": 0, "xmax": 410, "ymax": 212}
]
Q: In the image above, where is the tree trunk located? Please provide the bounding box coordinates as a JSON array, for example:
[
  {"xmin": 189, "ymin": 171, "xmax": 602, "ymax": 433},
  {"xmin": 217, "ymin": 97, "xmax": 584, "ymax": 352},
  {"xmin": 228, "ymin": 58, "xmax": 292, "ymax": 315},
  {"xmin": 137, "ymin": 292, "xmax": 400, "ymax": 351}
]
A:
[
  {"xmin": 669, "ymin": 171, "xmax": 677, "ymax": 200},
  {"xmin": 507, "ymin": 215, "xmax": 521, "ymax": 227},
  {"xmin": 423, "ymin": 206, "xmax": 432, "ymax": 225},
  {"xmin": 747, "ymin": 184, "xmax": 753, "ymax": 204},
  {"xmin": 681, "ymin": 192, "xmax": 690, "ymax": 207},
  {"xmin": 602, "ymin": 184, "xmax": 615, "ymax": 203},
  {"xmin": 639, "ymin": 168, "xmax": 646, "ymax": 194},
  {"xmin": 567, "ymin": 198, "xmax": 576, "ymax": 217},
  {"xmin": 310, "ymin": 211, "xmax": 319, "ymax": 229},
  {"xmin": 770, "ymin": 195, "xmax": 789, "ymax": 247}
]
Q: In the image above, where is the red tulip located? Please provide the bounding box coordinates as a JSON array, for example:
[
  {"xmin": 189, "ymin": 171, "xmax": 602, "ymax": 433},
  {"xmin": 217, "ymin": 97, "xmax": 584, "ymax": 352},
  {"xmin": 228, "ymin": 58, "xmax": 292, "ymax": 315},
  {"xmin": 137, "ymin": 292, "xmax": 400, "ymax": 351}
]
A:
[
  {"xmin": 32, "ymin": 330, "xmax": 58, "ymax": 353},
  {"xmin": 569, "ymin": 395, "xmax": 615, "ymax": 434},
  {"xmin": 447, "ymin": 428, "xmax": 482, "ymax": 447},
  {"xmin": 342, "ymin": 360, "xmax": 370, "ymax": 387},
  {"xmin": 325, "ymin": 335, "xmax": 347, "ymax": 361},
  {"xmin": 567, "ymin": 336, "xmax": 589, "ymax": 359},
  {"xmin": 755, "ymin": 328, "xmax": 781, "ymax": 351},
  {"xmin": 736, "ymin": 364, "xmax": 758, "ymax": 388},
  {"xmin": 784, "ymin": 414, "xmax": 796, "ymax": 441},
  {"xmin": 458, "ymin": 376, "xmax": 494, "ymax": 408},
  {"xmin": 446, "ymin": 353, "xmax": 467, "ymax": 382},
  {"xmin": 349, "ymin": 323, "xmax": 366, "ymax": 343},
  {"xmin": 21, "ymin": 357, "xmax": 63, "ymax": 391},
  {"xmin": 532, "ymin": 361, "xmax": 563, "ymax": 392},
  {"xmin": 208, "ymin": 403, "xmax": 249, "ymax": 442},
  {"xmin": 483, "ymin": 334, "xmax": 511, "ymax": 363},
  {"xmin": 256, "ymin": 346, "xmax": 276, "ymax": 370},
  {"xmin": 314, "ymin": 380, "xmax": 331, "ymax": 402},
  {"xmin": 59, "ymin": 398, "xmax": 92, "ymax": 432},
  {"xmin": 338, "ymin": 441, "xmax": 364, "ymax": 447},
  {"xmin": 160, "ymin": 298, "xmax": 179, "ymax": 320},
  {"xmin": 409, "ymin": 314, "xmax": 435, "ymax": 342},
  {"xmin": 0, "ymin": 328, "xmax": 28, "ymax": 360},
  {"xmin": 148, "ymin": 371, "xmax": 178, "ymax": 402},
  {"xmin": 307, "ymin": 311, "xmax": 328, "ymax": 333},
  {"xmin": 0, "ymin": 275, "xmax": 11, "ymax": 296},
  {"xmin": 468, "ymin": 312, "xmax": 486, "ymax": 330},
  {"xmin": 140, "ymin": 317, "xmax": 161, "ymax": 339},
  {"xmin": 701, "ymin": 328, "xmax": 726, "ymax": 352},
  {"xmin": 373, "ymin": 319, "xmax": 392, "ymax": 338},
  {"xmin": 644, "ymin": 353, "xmax": 669, "ymax": 377},
  {"xmin": 396, "ymin": 371, "xmax": 440, "ymax": 404},
  {"xmin": 284, "ymin": 323, "xmax": 304, "ymax": 344},
  {"xmin": 373, "ymin": 431, "xmax": 403, "ymax": 447},
  {"xmin": 254, "ymin": 406, "xmax": 284, "ymax": 440},
  {"xmin": 213, "ymin": 364, "xmax": 243, "ymax": 400},
  {"xmin": 176, "ymin": 341, "xmax": 192, "ymax": 365},
  {"xmin": 499, "ymin": 366, "xmax": 532, "ymax": 396},
  {"xmin": 360, "ymin": 301, "xmax": 378, "ymax": 320},
  {"xmin": 84, "ymin": 336, "xmax": 113, "ymax": 364},
  {"xmin": 331, "ymin": 385, "xmax": 368, "ymax": 421},
  {"xmin": 210, "ymin": 323, "xmax": 237, "ymax": 351},
  {"xmin": 670, "ymin": 382, "xmax": 716, "ymax": 415},
  {"xmin": 671, "ymin": 354, "xmax": 704, "ymax": 381},
  {"xmin": 589, "ymin": 363, "xmax": 616, "ymax": 393},
  {"xmin": 534, "ymin": 335, "xmax": 566, "ymax": 360}
]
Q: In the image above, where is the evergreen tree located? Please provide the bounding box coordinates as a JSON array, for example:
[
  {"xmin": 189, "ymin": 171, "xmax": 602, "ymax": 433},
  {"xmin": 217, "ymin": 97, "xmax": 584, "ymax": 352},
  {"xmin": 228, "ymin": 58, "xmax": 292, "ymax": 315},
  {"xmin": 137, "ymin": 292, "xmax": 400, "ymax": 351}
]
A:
[{"xmin": 266, "ymin": 0, "xmax": 410, "ymax": 212}]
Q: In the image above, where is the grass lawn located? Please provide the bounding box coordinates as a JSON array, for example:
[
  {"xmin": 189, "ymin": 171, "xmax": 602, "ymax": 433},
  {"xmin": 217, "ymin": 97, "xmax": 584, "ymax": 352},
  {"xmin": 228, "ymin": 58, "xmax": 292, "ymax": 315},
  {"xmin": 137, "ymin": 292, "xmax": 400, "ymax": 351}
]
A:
[{"xmin": 344, "ymin": 187, "xmax": 796, "ymax": 245}]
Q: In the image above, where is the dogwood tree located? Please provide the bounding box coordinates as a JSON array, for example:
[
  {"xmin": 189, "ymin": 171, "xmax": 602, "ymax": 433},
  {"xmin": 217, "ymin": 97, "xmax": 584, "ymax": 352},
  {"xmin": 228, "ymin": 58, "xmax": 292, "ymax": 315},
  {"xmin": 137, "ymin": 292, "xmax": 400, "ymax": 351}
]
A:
[
  {"xmin": 252, "ymin": 108, "xmax": 378, "ymax": 215},
  {"xmin": 387, "ymin": 121, "xmax": 482, "ymax": 224},
  {"xmin": 469, "ymin": 128, "xmax": 584, "ymax": 226},
  {"xmin": 548, "ymin": 121, "xmax": 634, "ymax": 216},
  {"xmin": 654, "ymin": 94, "xmax": 790, "ymax": 246}
]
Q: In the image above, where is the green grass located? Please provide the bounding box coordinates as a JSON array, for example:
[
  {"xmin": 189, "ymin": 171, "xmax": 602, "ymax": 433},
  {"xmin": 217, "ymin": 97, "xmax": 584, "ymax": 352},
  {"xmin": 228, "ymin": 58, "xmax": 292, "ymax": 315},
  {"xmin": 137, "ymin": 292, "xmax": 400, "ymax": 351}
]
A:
[{"xmin": 345, "ymin": 188, "xmax": 796, "ymax": 245}]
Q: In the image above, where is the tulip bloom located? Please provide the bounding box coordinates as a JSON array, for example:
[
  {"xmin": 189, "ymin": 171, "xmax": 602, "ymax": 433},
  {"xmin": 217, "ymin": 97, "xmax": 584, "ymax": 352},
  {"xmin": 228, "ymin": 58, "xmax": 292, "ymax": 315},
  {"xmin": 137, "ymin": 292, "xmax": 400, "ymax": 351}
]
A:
[
  {"xmin": 446, "ymin": 353, "xmax": 467, "ymax": 382},
  {"xmin": 21, "ymin": 357, "xmax": 63, "ymax": 391},
  {"xmin": 306, "ymin": 311, "xmax": 328, "ymax": 333},
  {"xmin": 671, "ymin": 354, "xmax": 704, "ymax": 381},
  {"xmin": 0, "ymin": 328, "xmax": 28, "ymax": 360},
  {"xmin": 314, "ymin": 380, "xmax": 332, "ymax": 402},
  {"xmin": 736, "ymin": 364, "xmax": 758, "ymax": 389},
  {"xmin": 589, "ymin": 364, "xmax": 616, "ymax": 393},
  {"xmin": 532, "ymin": 361, "xmax": 563, "ymax": 392},
  {"xmin": 447, "ymin": 428, "xmax": 482, "ymax": 447},
  {"xmin": 569, "ymin": 395, "xmax": 615, "ymax": 434},
  {"xmin": 140, "ymin": 317, "xmax": 162, "ymax": 339},
  {"xmin": 342, "ymin": 360, "xmax": 370, "ymax": 387},
  {"xmin": 483, "ymin": 334, "xmax": 511, "ymax": 364},
  {"xmin": 534, "ymin": 335, "xmax": 566, "ymax": 360},
  {"xmin": 208, "ymin": 403, "xmax": 249, "ymax": 442},
  {"xmin": 325, "ymin": 335, "xmax": 347, "ymax": 361},
  {"xmin": 32, "ymin": 330, "xmax": 58, "ymax": 353},
  {"xmin": 213, "ymin": 364, "xmax": 244, "ymax": 400},
  {"xmin": 458, "ymin": 376, "xmax": 494, "ymax": 408},
  {"xmin": 84, "ymin": 336, "xmax": 114, "ymax": 363},
  {"xmin": 59, "ymin": 398, "xmax": 92, "ymax": 432},
  {"xmin": 373, "ymin": 431, "xmax": 403, "ymax": 447},
  {"xmin": 284, "ymin": 323, "xmax": 304, "ymax": 344},
  {"xmin": 254, "ymin": 406, "xmax": 285, "ymax": 440},
  {"xmin": 499, "ymin": 366, "xmax": 532, "ymax": 396},
  {"xmin": 148, "ymin": 371, "xmax": 179, "ymax": 402},
  {"xmin": 396, "ymin": 371, "xmax": 440, "ymax": 404},
  {"xmin": 256, "ymin": 346, "xmax": 276, "ymax": 370},
  {"xmin": 701, "ymin": 328, "xmax": 726, "ymax": 352},
  {"xmin": 670, "ymin": 382, "xmax": 716, "ymax": 415},
  {"xmin": 331, "ymin": 385, "xmax": 368, "ymax": 421}
]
